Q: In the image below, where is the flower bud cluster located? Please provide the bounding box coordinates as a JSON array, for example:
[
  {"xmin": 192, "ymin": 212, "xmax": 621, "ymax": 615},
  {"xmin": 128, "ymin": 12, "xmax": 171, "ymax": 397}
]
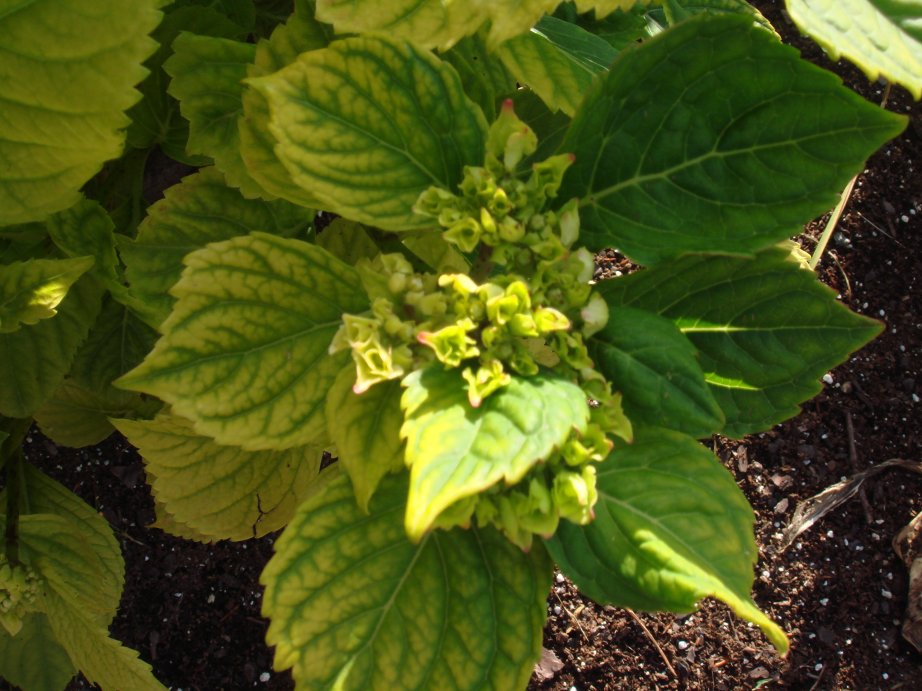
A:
[
  {"xmin": 330, "ymin": 101, "xmax": 632, "ymax": 547},
  {"xmin": 0, "ymin": 558, "xmax": 43, "ymax": 636}
]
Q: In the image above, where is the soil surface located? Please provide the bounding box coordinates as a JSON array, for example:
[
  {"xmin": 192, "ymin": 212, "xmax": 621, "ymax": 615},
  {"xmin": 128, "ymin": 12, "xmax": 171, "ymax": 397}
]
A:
[{"xmin": 7, "ymin": 2, "xmax": 922, "ymax": 689}]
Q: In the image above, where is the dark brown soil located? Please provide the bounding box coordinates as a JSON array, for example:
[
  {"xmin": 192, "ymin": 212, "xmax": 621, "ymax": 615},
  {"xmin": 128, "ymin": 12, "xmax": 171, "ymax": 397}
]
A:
[{"xmin": 7, "ymin": 3, "xmax": 922, "ymax": 690}]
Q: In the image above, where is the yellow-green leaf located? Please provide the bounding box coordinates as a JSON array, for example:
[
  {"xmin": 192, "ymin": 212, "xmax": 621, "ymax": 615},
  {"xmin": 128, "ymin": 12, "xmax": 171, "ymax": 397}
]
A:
[
  {"xmin": 164, "ymin": 33, "xmax": 264, "ymax": 197},
  {"xmin": 327, "ymin": 368, "xmax": 404, "ymax": 511},
  {"xmin": 119, "ymin": 167, "xmax": 314, "ymax": 329},
  {"xmin": 0, "ymin": 0, "xmax": 162, "ymax": 225},
  {"xmin": 0, "ymin": 612, "xmax": 76, "ymax": 691},
  {"xmin": 400, "ymin": 366, "xmax": 590, "ymax": 541},
  {"xmin": 0, "ymin": 256, "xmax": 93, "ymax": 333},
  {"xmin": 113, "ymin": 412, "xmax": 323, "ymax": 541},
  {"xmin": 262, "ymin": 469, "xmax": 552, "ymax": 690},
  {"xmin": 240, "ymin": 8, "xmax": 330, "ymax": 208},
  {"xmin": 118, "ymin": 233, "xmax": 368, "ymax": 450},
  {"xmin": 43, "ymin": 588, "xmax": 165, "ymax": 691},
  {"xmin": 252, "ymin": 35, "xmax": 487, "ymax": 230},
  {"xmin": 787, "ymin": 0, "xmax": 922, "ymax": 99},
  {"xmin": 315, "ymin": 0, "xmax": 481, "ymax": 50}
]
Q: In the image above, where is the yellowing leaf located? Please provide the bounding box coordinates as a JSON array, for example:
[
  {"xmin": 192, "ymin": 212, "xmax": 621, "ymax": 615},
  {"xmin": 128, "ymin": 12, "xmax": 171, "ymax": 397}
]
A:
[
  {"xmin": 252, "ymin": 35, "xmax": 487, "ymax": 230},
  {"xmin": 262, "ymin": 469, "xmax": 552, "ymax": 690},
  {"xmin": 114, "ymin": 412, "xmax": 323, "ymax": 541},
  {"xmin": 315, "ymin": 0, "xmax": 481, "ymax": 50},
  {"xmin": 119, "ymin": 167, "xmax": 314, "ymax": 328},
  {"xmin": 118, "ymin": 233, "xmax": 368, "ymax": 451},
  {"xmin": 787, "ymin": 0, "xmax": 922, "ymax": 99},
  {"xmin": 0, "ymin": 0, "xmax": 162, "ymax": 224},
  {"xmin": 240, "ymin": 8, "xmax": 330, "ymax": 208},
  {"xmin": 0, "ymin": 256, "xmax": 93, "ymax": 333},
  {"xmin": 43, "ymin": 588, "xmax": 165, "ymax": 691},
  {"xmin": 400, "ymin": 367, "xmax": 590, "ymax": 540}
]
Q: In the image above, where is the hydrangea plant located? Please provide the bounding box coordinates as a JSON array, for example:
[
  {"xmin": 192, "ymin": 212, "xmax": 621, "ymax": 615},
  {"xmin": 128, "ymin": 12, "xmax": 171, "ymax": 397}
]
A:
[{"xmin": 0, "ymin": 0, "xmax": 915, "ymax": 688}]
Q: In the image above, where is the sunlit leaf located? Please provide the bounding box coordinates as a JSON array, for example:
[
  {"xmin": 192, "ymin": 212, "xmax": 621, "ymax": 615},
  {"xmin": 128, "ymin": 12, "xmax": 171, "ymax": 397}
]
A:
[
  {"xmin": 547, "ymin": 428, "xmax": 788, "ymax": 652},
  {"xmin": 263, "ymin": 469, "xmax": 552, "ymax": 690},
  {"xmin": 400, "ymin": 366, "xmax": 589, "ymax": 540}
]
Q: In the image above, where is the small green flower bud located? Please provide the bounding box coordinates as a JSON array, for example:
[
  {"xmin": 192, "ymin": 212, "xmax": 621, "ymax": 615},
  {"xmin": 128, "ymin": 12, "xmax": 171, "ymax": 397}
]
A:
[
  {"xmin": 414, "ymin": 185, "xmax": 456, "ymax": 218},
  {"xmin": 489, "ymin": 187, "xmax": 513, "ymax": 217},
  {"xmin": 528, "ymin": 152, "xmax": 575, "ymax": 200},
  {"xmin": 487, "ymin": 100, "xmax": 538, "ymax": 172},
  {"xmin": 558, "ymin": 199, "xmax": 580, "ymax": 248},
  {"xmin": 553, "ymin": 465, "xmax": 598, "ymax": 525},
  {"xmin": 459, "ymin": 166, "xmax": 496, "ymax": 203},
  {"xmin": 580, "ymin": 293, "xmax": 609, "ymax": 337},
  {"xmin": 443, "ymin": 217, "xmax": 481, "ymax": 252},
  {"xmin": 534, "ymin": 306, "xmax": 570, "ymax": 333},
  {"xmin": 462, "ymin": 359, "xmax": 511, "ymax": 407},
  {"xmin": 479, "ymin": 207, "xmax": 498, "ymax": 240},
  {"xmin": 417, "ymin": 318, "xmax": 479, "ymax": 367}
]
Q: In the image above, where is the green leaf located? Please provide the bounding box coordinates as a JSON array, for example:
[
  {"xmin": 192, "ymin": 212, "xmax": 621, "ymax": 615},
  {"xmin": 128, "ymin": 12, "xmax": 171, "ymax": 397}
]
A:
[
  {"xmin": 164, "ymin": 33, "xmax": 265, "ymax": 196},
  {"xmin": 0, "ymin": 613, "xmax": 76, "ymax": 691},
  {"xmin": 316, "ymin": 218, "xmax": 381, "ymax": 266},
  {"xmin": 558, "ymin": 14, "xmax": 907, "ymax": 265},
  {"xmin": 787, "ymin": 0, "xmax": 922, "ymax": 99},
  {"xmin": 599, "ymin": 248, "xmax": 883, "ymax": 437},
  {"xmin": 439, "ymin": 33, "xmax": 517, "ymax": 120},
  {"xmin": 547, "ymin": 428, "xmax": 788, "ymax": 653},
  {"xmin": 47, "ymin": 199, "xmax": 121, "ymax": 291},
  {"xmin": 262, "ymin": 469, "xmax": 552, "ymax": 690},
  {"xmin": 0, "ymin": 0, "xmax": 162, "ymax": 225},
  {"xmin": 118, "ymin": 233, "xmax": 368, "ymax": 450},
  {"xmin": 70, "ymin": 297, "xmax": 160, "ymax": 394},
  {"xmin": 43, "ymin": 588, "xmax": 164, "ymax": 691},
  {"xmin": 10, "ymin": 512, "xmax": 159, "ymax": 690},
  {"xmin": 119, "ymin": 167, "xmax": 313, "ymax": 328},
  {"xmin": 400, "ymin": 366, "xmax": 590, "ymax": 540},
  {"xmin": 0, "ymin": 256, "xmax": 93, "ymax": 333},
  {"xmin": 589, "ymin": 305, "xmax": 724, "ymax": 438},
  {"xmin": 326, "ymin": 368, "xmax": 404, "ymax": 511},
  {"xmin": 113, "ymin": 412, "xmax": 322, "ymax": 541},
  {"xmin": 252, "ymin": 35, "xmax": 488, "ymax": 231},
  {"xmin": 18, "ymin": 464, "xmax": 125, "ymax": 620},
  {"xmin": 499, "ymin": 16, "xmax": 617, "ymax": 116},
  {"xmin": 127, "ymin": 3, "xmax": 249, "ymax": 159},
  {"xmin": 0, "ymin": 278, "xmax": 102, "ymax": 418},
  {"xmin": 240, "ymin": 9, "xmax": 330, "ymax": 209},
  {"xmin": 661, "ymin": 0, "xmax": 777, "ymax": 34},
  {"xmin": 401, "ymin": 232, "xmax": 470, "ymax": 273},
  {"xmin": 35, "ymin": 379, "xmax": 160, "ymax": 448}
]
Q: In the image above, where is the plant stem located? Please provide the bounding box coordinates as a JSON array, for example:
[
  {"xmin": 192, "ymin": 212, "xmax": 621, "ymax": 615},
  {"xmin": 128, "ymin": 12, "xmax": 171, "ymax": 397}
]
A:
[
  {"xmin": 1, "ymin": 418, "xmax": 31, "ymax": 566},
  {"xmin": 809, "ymin": 174, "xmax": 857, "ymax": 270},
  {"xmin": 4, "ymin": 451, "xmax": 23, "ymax": 566}
]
